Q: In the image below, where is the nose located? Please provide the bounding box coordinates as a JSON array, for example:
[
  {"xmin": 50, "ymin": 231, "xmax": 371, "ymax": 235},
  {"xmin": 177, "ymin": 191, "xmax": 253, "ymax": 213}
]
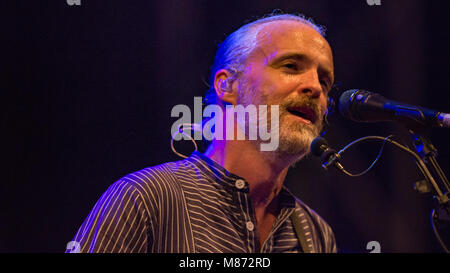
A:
[{"xmin": 299, "ymin": 69, "xmax": 322, "ymax": 99}]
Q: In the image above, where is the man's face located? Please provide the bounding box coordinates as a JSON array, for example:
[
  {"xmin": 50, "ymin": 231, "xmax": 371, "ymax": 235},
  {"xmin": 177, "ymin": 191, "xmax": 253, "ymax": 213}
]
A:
[{"xmin": 236, "ymin": 20, "xmax": 334, "ymax": 156}]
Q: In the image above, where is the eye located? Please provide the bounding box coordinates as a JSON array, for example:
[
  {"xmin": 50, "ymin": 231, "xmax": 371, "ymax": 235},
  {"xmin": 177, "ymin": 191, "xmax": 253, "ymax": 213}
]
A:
[
  {"xmin": 282, "ymin": 62, "xmax": 298, "ymax": 70},
  {"xmin": 320, "ymin": 77, "xmax": 331, "ymax": 88},
  {"xmin": 320, "ymin": 79, "xmax": 331, "ymax": 93}
]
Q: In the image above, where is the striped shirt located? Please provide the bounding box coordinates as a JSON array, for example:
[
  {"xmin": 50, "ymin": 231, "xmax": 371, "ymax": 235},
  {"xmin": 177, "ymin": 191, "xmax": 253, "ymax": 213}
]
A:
[{"xmin": 67, "ymin": 151, "xmax": 337, "ymax": 253}]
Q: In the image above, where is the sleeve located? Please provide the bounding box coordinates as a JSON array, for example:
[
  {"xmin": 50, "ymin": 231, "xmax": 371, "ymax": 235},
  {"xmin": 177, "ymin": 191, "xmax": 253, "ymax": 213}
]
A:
[
  {"xmin": 65, "ymin": 179, "xmax": 151, "ymax": 253},
  {"xmin": 296, "ymin": 200, "xmax": 338, "ymax": 253},
  {"xmin": 311, "ymin": 211, "xmax": 338, "ymax": 253},
  {"xmin": 321, "ymin": 220, "xmax": 337, "ymax": 253}
]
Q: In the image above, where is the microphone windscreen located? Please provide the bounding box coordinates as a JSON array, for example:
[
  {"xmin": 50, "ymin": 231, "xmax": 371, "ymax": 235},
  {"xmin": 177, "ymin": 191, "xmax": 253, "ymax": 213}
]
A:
[
  {"xmin": 338, "ymin": 89, "xmax": 359, "ymax": 119},
  {"xmin": 310, "ymin": 137, "xmax": 328, "ymax": 157}
]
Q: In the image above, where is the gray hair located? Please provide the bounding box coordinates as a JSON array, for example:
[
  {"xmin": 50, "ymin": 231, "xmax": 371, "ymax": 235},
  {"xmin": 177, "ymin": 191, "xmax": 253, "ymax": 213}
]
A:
[{"xmin": 204, "ymin": 12, "xmax": 326, "ymax": 105}]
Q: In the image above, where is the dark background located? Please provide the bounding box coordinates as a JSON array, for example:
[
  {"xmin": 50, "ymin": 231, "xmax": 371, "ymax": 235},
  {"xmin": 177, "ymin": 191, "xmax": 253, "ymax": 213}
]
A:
[{"xmin": 2, "ymin": 0, "xmax": 449, "ymax": 252}]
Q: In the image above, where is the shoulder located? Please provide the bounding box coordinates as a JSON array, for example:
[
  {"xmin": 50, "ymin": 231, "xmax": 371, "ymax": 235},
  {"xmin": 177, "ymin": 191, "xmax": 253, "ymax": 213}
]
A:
[
  {"xmin": 282, "ymin": 187, "xmax": 333, "ymax": 234},
  {"xmin": 110, "ymin": 158, "xmax": 194, "ymax": 206},
  {"xmin": 293, "ymin": 196, "xmax": 337, "ymax": 253},
  {"xmin": 294, "ymin": 197, "xmax": 331, "ymax": 230},
  {"xmin": 116, "ymin": 160, "xmax": 183, "ymax": 190}
]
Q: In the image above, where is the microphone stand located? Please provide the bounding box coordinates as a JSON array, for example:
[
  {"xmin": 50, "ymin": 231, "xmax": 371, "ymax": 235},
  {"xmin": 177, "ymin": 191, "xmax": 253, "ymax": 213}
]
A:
[{"xmin": 405, "ymin": 125, "xmax": 450, "ymax": 252}]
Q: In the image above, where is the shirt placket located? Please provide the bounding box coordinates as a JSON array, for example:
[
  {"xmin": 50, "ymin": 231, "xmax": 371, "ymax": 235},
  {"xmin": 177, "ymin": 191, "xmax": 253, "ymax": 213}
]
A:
[{"xmin": 233, "ymin": 178, "xmax": 259, "ymax": 253}]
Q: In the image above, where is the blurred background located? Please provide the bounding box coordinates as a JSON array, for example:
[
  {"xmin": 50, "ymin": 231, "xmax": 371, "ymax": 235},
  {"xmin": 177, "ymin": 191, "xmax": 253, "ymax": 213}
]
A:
[{"xmin": 1, "ymin": 0, "xmax": 449, "ymax": 252}]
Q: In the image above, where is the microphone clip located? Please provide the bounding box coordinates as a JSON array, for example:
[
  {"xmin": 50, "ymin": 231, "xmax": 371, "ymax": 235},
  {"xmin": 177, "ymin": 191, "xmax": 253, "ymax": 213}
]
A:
[{"xmin": 320, "ymin": 148, "xmax": 344, "ymax": 171}]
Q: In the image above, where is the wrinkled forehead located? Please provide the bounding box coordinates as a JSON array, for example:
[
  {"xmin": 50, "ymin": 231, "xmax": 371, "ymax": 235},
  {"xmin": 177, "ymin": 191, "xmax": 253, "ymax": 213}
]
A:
[{"xmin": 252, "ymin": 20, "xmax": 333, "ymax": 65}]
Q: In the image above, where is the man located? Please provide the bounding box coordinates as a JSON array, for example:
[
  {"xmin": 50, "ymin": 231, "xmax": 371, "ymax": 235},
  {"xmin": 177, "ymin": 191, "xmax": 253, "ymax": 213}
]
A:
[{"xmin": 66, "ymin": 13, "xmax": 337, "ymax": 253}]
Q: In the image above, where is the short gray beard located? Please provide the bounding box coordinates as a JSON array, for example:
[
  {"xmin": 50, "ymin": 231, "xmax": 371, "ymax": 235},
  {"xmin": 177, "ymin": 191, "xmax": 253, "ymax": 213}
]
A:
[
  {"xmin": 277, "ymin": 107, "xmax": 322, "ymax": 159},
  {"xmin": 236, "ymin": 80, "xmax": 324, "ymax": 163}
]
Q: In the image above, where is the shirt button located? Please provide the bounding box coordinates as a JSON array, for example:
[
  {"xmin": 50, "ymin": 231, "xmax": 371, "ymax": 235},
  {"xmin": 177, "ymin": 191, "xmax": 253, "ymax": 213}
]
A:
[
  {"xmin": 246, "ymin": 221, "xmax": 255, "ymax": 231},
  {"xmin": 235, "ymin": 179, "xmax": 245, "ymax": 189}
]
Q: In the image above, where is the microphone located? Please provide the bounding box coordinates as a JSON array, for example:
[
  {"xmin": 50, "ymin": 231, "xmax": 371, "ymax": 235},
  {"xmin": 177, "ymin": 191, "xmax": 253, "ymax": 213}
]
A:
[
  {"xmin": 310, "ymin": 137, "xmax": 344, "ymax": 171},
  {"xmin": 338, "ymin": 89, "xmax": 450, "ymax": 128}
]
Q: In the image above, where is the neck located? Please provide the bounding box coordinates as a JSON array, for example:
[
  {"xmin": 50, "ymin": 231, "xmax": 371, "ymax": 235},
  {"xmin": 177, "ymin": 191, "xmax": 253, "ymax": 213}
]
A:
[{"xmin": 204, "ymin": 139, "xmax": 300, "ymax": 208}]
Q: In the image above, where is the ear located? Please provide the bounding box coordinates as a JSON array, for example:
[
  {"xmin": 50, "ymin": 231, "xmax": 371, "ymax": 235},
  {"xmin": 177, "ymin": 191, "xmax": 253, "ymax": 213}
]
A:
[{"xmin": 213, "ymin": 69, "xmax": 238, "ymax": 105}]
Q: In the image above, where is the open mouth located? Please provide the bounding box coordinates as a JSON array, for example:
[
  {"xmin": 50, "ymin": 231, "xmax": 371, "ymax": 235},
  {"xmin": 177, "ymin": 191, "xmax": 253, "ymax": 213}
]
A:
[{"xmin": 287, "ymin": 106, "xmax": 317, "ymax": 124}]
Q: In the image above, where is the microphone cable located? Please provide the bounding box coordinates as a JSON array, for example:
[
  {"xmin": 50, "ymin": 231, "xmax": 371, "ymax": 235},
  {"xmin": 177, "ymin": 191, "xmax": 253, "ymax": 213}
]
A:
[
  {"xmin": 334, "ymin": 135, "xmax": 421, "ymax": 177},
  {"xmin": 431, "ymin": 208, "xmax": 450, "ymax": 253},
  {"xmin": 336, "ymin": 135, "xmax": 394, "ymax": 177},
  {"xmin": 170, "ymin": 123, "xmax": 201, "ymax": 158},
  {"xmin": 333, "ymin": 135, "xmax": 450, "ymax": 253}
]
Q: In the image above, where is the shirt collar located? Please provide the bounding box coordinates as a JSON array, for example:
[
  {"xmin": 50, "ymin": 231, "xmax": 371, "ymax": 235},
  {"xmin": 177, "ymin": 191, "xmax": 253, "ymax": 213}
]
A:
[
  {"xmin": 186, "ymin": 151, "xmax": 296, "ymax": 208},
  {"xmin": 187, "ymin": 151, "xmax": 245, "ymax": 191}
]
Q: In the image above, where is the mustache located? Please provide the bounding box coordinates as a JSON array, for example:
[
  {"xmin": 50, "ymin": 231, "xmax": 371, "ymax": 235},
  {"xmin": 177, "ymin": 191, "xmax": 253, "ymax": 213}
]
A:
[{"xmin": 279, "ymin": 97, "xmax": 325, "ymax": 123}]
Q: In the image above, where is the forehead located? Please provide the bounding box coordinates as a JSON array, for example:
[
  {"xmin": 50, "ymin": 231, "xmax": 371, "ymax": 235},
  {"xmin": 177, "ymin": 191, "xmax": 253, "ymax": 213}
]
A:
[{"xmin": 250, "ymin": 20, "xmax": 333, "ymax": 68}]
